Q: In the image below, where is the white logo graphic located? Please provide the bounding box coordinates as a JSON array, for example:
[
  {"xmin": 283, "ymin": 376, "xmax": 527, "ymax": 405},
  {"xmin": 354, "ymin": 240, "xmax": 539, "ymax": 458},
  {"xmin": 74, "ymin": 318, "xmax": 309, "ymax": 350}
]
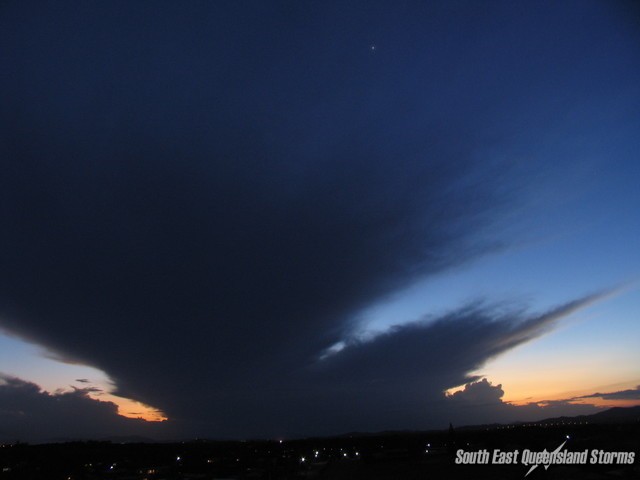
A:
[
  {"xmin": 454, "ymin": 440, "xmax": 635, "ymax": 477},
  {"xmin": 524, "ymin": 440, "xmax": 566, "ymax": 477}
]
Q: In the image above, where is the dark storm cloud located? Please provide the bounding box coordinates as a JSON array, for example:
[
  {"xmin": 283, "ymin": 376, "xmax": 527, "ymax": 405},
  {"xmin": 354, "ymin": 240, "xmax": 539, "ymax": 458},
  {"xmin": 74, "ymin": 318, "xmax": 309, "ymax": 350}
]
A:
[
  {"xmin": 0, "ymin": 375, "xmax": 163, "ymax": 443},
  {"xmin": 0, "ymin": 1, "xmax": 635, "ymax": 439},
  {"xmin": 316, "ymin": 292, "xmax": 605, "ymax": 384},
  {"xmin": 289, "ymin": 293, "xmax": 606, "ymax": 434},
  {"xmin": 0, "ymin": 294, "xmax": 604, "ymax": 441},
  {"xmin": 0, "ymin": 371, "xmax": 599, "ymax": 443}
]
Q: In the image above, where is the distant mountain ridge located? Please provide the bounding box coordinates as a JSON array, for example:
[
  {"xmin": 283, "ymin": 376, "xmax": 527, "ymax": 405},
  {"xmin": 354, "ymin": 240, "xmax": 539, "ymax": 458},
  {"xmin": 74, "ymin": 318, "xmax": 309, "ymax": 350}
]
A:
[
  {"xmin": 454, "ymin": 406, "xmax": 640, "ymax": 432},
  {"xmin": 338, "ymin": 406, "xmax": 640, "ymax": 437},
  {"xmin": 535, "ymin": 405, "xmax": 640, "ymax": 426}
]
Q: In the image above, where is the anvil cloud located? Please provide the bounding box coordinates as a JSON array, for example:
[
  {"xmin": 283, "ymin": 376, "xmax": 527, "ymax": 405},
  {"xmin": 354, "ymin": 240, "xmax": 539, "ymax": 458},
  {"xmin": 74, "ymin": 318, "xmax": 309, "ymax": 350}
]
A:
[{"xmin": 1, "ymin": 1, "xmax": 639, "ymax": 441}]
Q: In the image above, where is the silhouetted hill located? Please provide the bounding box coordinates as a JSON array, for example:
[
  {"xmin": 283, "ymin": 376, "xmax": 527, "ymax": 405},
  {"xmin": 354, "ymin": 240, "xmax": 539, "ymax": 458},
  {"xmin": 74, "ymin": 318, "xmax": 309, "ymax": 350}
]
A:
[
  {"xmin": 336, "ymin": 407, "xmax": 640, "ymax": 437},
  {"xmin": 588, "ymin": 405, "xmax": 640, "ymax": 422},
  {"xmin": 416, "ymin": 406, "xmax": 640, "ymax": 433},
  {"xmin": 102, "ymin": 435, "xmax": 159, "ymax": 444},
  {"xmin": 535, "ymin": 406, "xmax": 640, "ymax": 426}
]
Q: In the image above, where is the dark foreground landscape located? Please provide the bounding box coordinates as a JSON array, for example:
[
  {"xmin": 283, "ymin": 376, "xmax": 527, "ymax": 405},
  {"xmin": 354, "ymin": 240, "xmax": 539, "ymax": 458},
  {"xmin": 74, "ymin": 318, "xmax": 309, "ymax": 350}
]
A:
[{"xmin": 2, "ymin": 407, "xmax": 639, "ymax": 480}]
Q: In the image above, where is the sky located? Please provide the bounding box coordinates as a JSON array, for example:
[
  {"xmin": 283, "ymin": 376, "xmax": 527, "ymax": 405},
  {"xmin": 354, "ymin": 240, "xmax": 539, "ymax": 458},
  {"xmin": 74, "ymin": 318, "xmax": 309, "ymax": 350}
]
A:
[{"xmin": 1, "ymin": 0, "xmax": 639, "ymax": 442}]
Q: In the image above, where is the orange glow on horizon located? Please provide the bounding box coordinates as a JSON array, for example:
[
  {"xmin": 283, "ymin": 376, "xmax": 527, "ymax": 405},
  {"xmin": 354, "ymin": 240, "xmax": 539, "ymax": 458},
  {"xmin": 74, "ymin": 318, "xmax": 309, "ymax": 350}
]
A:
[
  {"xmin": 507, "ymin": 396, "xmax": 640, "ymax": 409},
  {"xmin": 112, "ymin": 396, "xmax": 168, "ymax": 422},
  {"xmin": 507, "ymin": 390, "xmax": 640, "ymax": 409},
  {"xmin": 88, "ymin": 391, "xmax": 168, "ymax": 422},
  {"xmin": 568, "ymin": 397, "xmax": 640, "ymax": 408}
]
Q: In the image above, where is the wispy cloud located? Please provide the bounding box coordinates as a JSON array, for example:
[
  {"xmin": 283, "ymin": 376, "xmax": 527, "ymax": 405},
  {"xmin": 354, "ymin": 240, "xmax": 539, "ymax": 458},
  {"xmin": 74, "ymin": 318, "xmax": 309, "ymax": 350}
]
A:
[{"xmin": 575, "ymin": 386, "xmax": 640, "ymax": 401}]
